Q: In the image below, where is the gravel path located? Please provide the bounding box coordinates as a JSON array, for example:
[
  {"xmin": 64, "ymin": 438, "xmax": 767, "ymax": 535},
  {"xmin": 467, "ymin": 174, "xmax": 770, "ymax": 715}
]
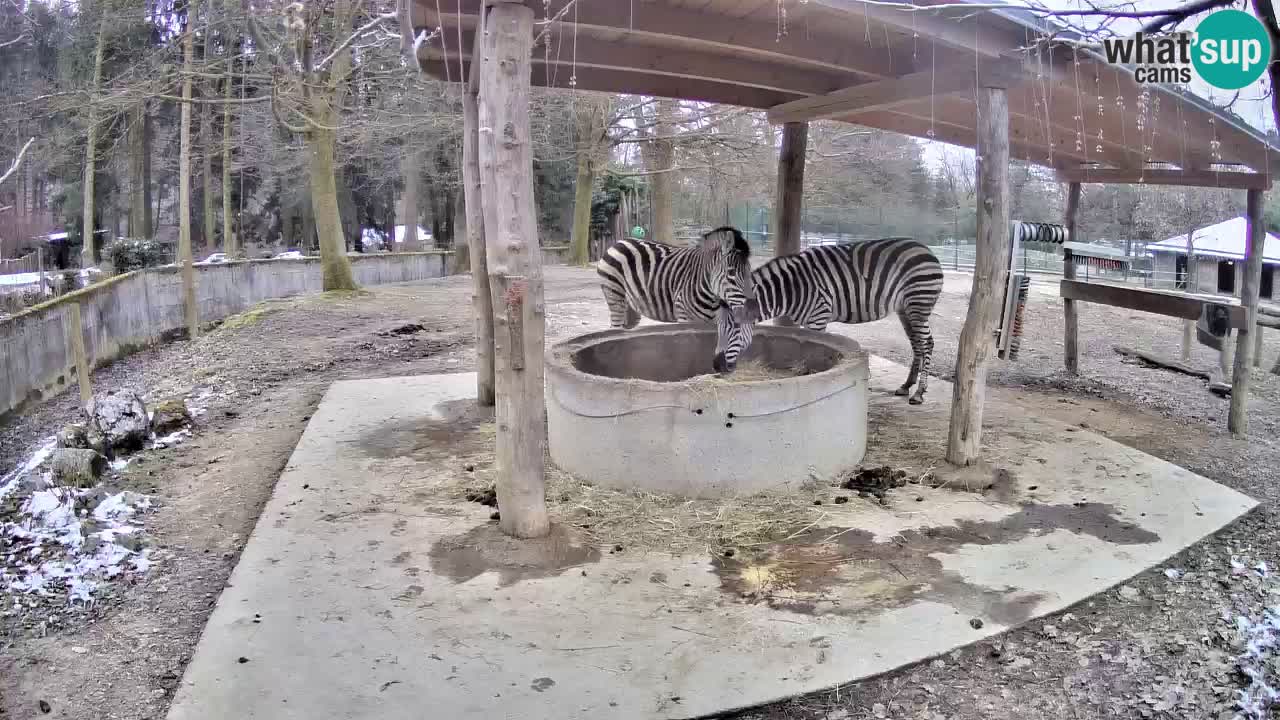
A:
[{"xmin": 1, "ymin": 266, "xmax": 1278, "ymax": 720}]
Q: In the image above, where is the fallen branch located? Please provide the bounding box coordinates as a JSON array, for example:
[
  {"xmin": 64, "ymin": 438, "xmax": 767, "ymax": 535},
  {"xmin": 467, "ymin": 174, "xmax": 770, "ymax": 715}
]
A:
[
  {"xmin": 0, "ymin": 137, "xmax": 34, "ymax": 187},
  {"xmin": 1113, "ymin": 345, "xmax": 1212, "ymax": 381}
]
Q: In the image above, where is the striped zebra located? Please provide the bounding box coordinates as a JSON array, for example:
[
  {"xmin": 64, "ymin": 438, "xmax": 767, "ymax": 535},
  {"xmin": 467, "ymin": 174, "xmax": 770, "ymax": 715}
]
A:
[
  {"xmin": 720, "ymin": 237, "xmax": 944, "ymax": 404},
  {"xmin": 597, "ymin": 227, "xmax": 756, "ymax": 373}
]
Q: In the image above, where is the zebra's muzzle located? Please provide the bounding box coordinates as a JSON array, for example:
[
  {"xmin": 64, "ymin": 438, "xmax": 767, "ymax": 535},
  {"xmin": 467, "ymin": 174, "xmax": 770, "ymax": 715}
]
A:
[{"xmin": 712, "ymin": 352, "xmax": 733, "ymax": 374}]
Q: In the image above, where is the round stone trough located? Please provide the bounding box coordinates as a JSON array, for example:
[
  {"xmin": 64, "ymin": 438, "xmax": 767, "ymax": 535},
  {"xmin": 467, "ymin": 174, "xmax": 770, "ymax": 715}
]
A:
[{"xmin": 545, "ymin": 323, "xmax": 869, "ymax": 498}]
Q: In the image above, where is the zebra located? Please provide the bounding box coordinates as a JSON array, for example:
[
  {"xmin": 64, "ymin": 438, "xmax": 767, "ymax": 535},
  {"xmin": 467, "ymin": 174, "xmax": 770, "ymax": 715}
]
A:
[
  {"xmin": 718, "ymin": 237, "xmax": 944, "ymax": 404},
  {"xmin": 597, "ymin": 226, "xmax": 756, "ymax": 373}
]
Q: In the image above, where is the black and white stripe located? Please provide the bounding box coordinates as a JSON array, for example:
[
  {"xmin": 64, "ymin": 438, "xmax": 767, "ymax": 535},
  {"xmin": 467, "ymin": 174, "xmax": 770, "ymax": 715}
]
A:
[
  {"xmin": 724, "ymin": 237, "xmax": 944, "ymax": 404},
  {"xmin": 598, "ymin": 227, "xmax": 755, "ymax": 371}
]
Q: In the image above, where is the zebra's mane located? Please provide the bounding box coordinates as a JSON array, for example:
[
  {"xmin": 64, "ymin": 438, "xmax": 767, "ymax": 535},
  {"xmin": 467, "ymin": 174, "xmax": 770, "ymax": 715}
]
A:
[{"xmin": 703, "ymin": 226, "xmax": 751, "ymax": 257}]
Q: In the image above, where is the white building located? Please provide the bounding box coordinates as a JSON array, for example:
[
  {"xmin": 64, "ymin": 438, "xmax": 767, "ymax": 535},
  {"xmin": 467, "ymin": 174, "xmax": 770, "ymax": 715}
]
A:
[{"xmin": 1146, "ymin": 217, "xmax": 1280, "ymax": 300}]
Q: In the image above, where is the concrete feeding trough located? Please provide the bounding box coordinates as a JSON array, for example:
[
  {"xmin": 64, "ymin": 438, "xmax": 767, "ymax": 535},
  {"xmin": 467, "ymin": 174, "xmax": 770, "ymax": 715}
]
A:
[{"xmin": 545, "ymin": 323, "xmax": 869, "ymax": 498}]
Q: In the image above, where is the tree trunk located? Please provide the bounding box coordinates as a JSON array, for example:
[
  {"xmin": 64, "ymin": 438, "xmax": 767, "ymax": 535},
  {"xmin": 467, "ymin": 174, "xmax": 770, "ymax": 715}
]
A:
[
  {"xmin": 462, "ymin": 31, "xmax": 494, "ymax": 405},
  {"xmin": 479, "ymin": 1, "xmax": 548, "ymax": 538},
  {"xmin": 1229, "ymin": 189, "xmax": 1266, "ymax": 436},
  {"xmin": 648, "ymin": 99, "xmax": 677, "ymax": 244},
  {"xmin": 178, "ymin": 0, "xmax": 200, "ymax": 339},
  {"xmin": 400, "ymin": 152, "xmax": 421, "ymax": 251},
  {"xmin": 223, "ymin": 76, "xmax": 237, "ymax": 257},
  {"xmin": 773, "ymin": 121, "xmax": 808, "ymax": 326},
  {"xmin": 201, "ymin": 87, "xmax": 215, "ymax": 253},
  {"xmin": 309, "ymin": 127, "xmax": 357, "ymax": 290},
  {"xmin": 143, "ymin": 104, "xmax": 153, "ymax": 238},
  {"xmin": 128, "ymin": 103, "xmax": 151, "ymax": 239},
  {"xmin": 82, "ymin": 10, "xmax": 108, "ymax": 266},
  {"xmin": 569, "ymin": 150, "xmax": 595, "ymax": 265},
  {"xmin": 946, "ymin": 86, "xmax": 1010, "ymax": 467},
  {"xmin": 451, "ymin": 195, "xmax": 470, "ymax": 272}
]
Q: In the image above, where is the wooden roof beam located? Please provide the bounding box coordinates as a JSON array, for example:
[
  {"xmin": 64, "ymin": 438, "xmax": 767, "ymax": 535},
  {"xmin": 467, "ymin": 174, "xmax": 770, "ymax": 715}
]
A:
[
  {"xmin": 416, "ymin": 59, "xmax": 803, "ymax": 110},
  {"xmin": 417, "ymin": 1, "xmax": 914, "ymax": 80},
  {"xmin": 841, "ymin": 109, "xmax": 1089, "ymax": 168},
  {"xmin": 430, "ymin": 30, "xmax": 856, "ymax": 98},
  {"xmin": 767, "ymin": 60, "xmax": 1022, "ymax": 124},
  {"xmin": 1055, "ymin": 167, "xmax": 1272, "ymax": 190}
]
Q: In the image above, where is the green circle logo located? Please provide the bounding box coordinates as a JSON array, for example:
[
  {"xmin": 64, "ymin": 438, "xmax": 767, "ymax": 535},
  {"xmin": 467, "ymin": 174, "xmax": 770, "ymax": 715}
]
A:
[{"xmin": 1192, "ymin": 9, "xmax": 1273, "ymax": 90}]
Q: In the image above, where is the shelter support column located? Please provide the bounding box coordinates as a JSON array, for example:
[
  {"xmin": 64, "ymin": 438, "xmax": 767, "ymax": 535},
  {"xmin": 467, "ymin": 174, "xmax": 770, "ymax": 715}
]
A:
[
  {"xmin": 946, "ymin": 86, "xmax": 1010, "ymax": 466},
  {"xmin": 773, "ymin": 121, "xmax": 807, "ymax": 326},
  {"xmin": 1062, "ymin": 181, "xmax": 1081, "ymax": 374},
  {"xmin": 1228, "ymin": 188, "xmax": 1266, "ymax": 436},
  {"xmin": 478, "ymin": 0, "xmax": 549, "ymax": 538},
  {"xmin": 463, "ymin": 10, "xmax": 495, "ymax": 407}
]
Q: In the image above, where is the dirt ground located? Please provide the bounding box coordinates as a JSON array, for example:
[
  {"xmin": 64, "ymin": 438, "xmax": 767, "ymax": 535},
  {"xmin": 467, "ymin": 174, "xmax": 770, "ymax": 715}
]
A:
[{"xmin": 1, "ymin": 266, "xmax": 1279, "ymax": 720}]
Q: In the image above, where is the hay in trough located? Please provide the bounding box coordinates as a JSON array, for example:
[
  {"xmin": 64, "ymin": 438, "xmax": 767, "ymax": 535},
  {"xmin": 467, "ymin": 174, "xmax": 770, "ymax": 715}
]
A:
[{"xmin": 683, "ymin": 358, "xmax": 809, "ymax": 385}]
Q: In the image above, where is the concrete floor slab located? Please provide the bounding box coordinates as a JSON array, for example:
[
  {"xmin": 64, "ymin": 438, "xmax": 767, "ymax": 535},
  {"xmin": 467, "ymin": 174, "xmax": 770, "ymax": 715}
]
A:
[{"xmin": 167, "ymin": 363, "xmax": 1256, "ymax": 720}]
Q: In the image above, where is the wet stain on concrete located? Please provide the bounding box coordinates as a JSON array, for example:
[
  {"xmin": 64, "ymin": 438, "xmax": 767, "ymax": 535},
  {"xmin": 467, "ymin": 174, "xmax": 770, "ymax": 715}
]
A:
[
  {"xmin": 531, "ymin": 677, "xmax": 556, "ymax": 692},
  {"xmin": 354, "ymin": 399, "xmax": 494, "ymax": 462},
  {"xmin": 712, "ymin": 502, "xmax": 1158, "ymax": 625},
  {"xmin": 391, "ymin": 551, "xmax": 412, "ymax": 565},
  {"xmin": 429, "ymin": 523, "xmax": 602, "ymax": 587}
]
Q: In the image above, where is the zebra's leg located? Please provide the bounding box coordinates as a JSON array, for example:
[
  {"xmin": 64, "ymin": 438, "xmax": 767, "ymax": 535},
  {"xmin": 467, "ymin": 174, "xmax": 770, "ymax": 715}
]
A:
[
  {"xmin": 909, "ymin": 332, "xmax": 935, "ymax": 405},
  {"xmin": 601, "ymin": 282, "xmax": 638, "ymax": 329},
  {"xmin": 894, "ymin": 310, "xmax": 922, "ymax": 398}
]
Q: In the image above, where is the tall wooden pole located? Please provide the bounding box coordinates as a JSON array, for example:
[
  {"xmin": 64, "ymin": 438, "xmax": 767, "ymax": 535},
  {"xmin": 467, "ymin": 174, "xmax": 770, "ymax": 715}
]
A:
[
  {"xmin": 1062, "ymin": 181, "xmax": 1081, "ymax": 373},
  {"xmin": 66, "ymin": 303, "xmax": 92, "ymax": 408},
  {"xmin": 462, "ymin": 11, "xmax": 495, "ymax": 406},
  {"xmin": 478, "ymin": 0, "xmax": 549, "ymax": 538},
  {"xmin": 1229, "ymin": 188, "xmax": 1266, "ymax": 436},
  {"xmin": 178, "ymin": 0, "xmax": 200, "ymax": 339},
  {"xmin": 773, "ymin": 121, "xmax": 807, "ymax": 326},
  {"xmin": 946, "ymin": 86, "xmax": 1010, "ymax": 466}
]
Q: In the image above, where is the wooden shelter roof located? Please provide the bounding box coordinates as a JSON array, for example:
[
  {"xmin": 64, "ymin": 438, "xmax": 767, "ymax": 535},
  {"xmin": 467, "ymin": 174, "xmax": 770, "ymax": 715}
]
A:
[{"xmin": 409, "ymin": 0, "xmax": 1280, "ymax": 188}]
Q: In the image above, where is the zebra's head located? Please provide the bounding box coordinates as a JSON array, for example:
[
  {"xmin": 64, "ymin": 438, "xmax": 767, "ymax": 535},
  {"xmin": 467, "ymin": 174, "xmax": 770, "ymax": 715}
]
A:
[
  {"xmin": 712, "ymin": 297, "xmax": 760, "ymax": 374},
  {"xmin": 698, "ymin": 226, "xmax": 755, "ymax": 310}
]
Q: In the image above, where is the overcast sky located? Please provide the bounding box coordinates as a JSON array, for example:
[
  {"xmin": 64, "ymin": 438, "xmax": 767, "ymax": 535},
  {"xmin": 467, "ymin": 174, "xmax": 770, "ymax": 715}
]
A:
[{"xmin": 918, "ymin": 0, "xmax": 1275, "ymax": 165}]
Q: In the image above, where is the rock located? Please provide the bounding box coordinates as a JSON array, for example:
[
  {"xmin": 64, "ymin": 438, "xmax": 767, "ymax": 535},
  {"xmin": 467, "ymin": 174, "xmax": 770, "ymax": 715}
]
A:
[
  {"xmin": 1119, "ymin": 585, "xmax": 1141, "ymax": 601},
  {"xmin": 49, "ymin": 449, "xmax": 107, "ymax": 488},
  {"xmin": 86, "ymin": 425, "xmax": 109, "ymax": 456},
  {"xmin": 150, "ymin": 397, "xmax": 192, "ymax": 435},
  {"xmin": 88, "ymin": 392, "xmax": 149, "ymax": 453},
  {"xmin": 55, "ymin": 423, "xmax": 90, "ymax": 449}
]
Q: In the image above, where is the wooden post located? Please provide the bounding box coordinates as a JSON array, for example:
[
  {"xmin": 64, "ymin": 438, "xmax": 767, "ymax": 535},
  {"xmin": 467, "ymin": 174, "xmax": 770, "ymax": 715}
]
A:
[
  {"xmin": 462, "ymin": 12, "xmax": 495, "ymax": 407},
  {"xmin": 478, "ymin": 0, "xmax": 550, "ymax": 539},
  {"xmin": 1062, "ymin": 181, "xmax": 1081, "ymax": 374},
  {"xmin": 65, "ymin": 303, "xmax": 92, "ymax": 408},
  {"xmin": 1229, "ymin": 188, "xmax": 1266, "ymax": 436},
  {"xmin": 772, "ymin": 121, "xmax": 807, "ymax": 326},
  {"xmin": 1255, "ymin": 327, "xmax": 1265, "ymax": 368},
  {"xmin": 1181, "ymin": 219, "xmax": 1198, "ymax": 361},
  {"xmin": 37, "ymin": 247, "xmax": 45, "ymax": 298},
  {"xmin": 946, "ymin": 86, "xmax": 1010, "ymax": 467}
]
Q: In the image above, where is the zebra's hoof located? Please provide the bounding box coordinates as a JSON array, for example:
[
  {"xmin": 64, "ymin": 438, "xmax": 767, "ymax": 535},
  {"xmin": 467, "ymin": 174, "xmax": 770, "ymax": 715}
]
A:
[
  {"xmin": 908, "ymin": 395, "xmax": 924, "ymax": 405},
  {"xmin": 893, "ymin": 386, "xmax": 910, "ymax": 396}
]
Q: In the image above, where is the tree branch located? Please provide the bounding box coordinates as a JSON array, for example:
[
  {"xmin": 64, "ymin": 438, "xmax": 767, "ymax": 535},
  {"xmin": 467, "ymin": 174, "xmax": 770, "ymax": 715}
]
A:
[
  {"xmin": 0, "ymin": 137, "xmax": 34, "ymax": 187},
  {"xmin": 315, "ymin": 11, "xmax": 398, "ymax": 72}
]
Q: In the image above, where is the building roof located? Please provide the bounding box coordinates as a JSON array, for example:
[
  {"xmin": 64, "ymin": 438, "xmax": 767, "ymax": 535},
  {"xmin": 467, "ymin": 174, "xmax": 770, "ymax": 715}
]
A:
[
  {"xmin": 409, "ymin": 0, "xmax": 1280, "ymax": 179},
  {"xmin": 1146, "ymin": 217, "xmax": 1280, "ymax": 263},
  {"xmin": 1063, "ymin": 241, "xmax": 1128, "ymax": 260}
]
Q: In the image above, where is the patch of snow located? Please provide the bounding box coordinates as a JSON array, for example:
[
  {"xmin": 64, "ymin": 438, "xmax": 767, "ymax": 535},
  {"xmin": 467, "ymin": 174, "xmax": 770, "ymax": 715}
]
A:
[
  {"xmin": 1164, "ymin": 568, "xmax": 1182, "ymax": 580},
  {"xmin": 109, "ymin": 458, "xmax": 130, "ymax": 472},
  {"xmin": 150, "ymin": 428, "xmax": 191, "ymax": 448},
  {"xmin": 187, "ymin": 388, "xmax": 216, "ymax": 417},
  {"xmin": 1, "ymin": 488, "xmax": 152, "ymax": 604},
  {"xmin": 0, "ymin": 437, "xmax": 57, "ymax": 502}
]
